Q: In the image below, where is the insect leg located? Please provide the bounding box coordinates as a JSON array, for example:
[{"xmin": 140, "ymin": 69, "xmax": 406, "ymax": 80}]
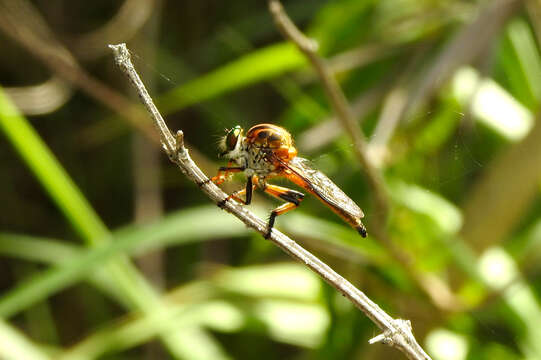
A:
[
  {"xmin": 211, "ymin": 161, "xmax": 245, "ymax": 184},
  {"xmin": 244, "ymin": 176, "xmax": 254, "ymax": 205},
  {"xmin": 261, "ymin": 183, "xmax": 305, "ymax": 238},
  {"xmin": 227, "ymin": 177, "xmax": 256, "ymax": 204},
  {"xmin": 217, "ymin": 176, "xmax": 256, "ymax": 208}
]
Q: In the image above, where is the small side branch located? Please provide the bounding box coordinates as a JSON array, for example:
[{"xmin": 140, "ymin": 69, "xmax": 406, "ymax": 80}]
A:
[{"xmin": 109, "ymin": 43, "xmax": 431, "ymax": 360}]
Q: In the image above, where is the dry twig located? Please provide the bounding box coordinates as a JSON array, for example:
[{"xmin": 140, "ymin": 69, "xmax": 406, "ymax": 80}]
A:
[
  {"xmin": 71, "ymin": 0, "xmax": 156, "ymax": 60},
  {"xmin": 297, "ymin": 76, "xmax": 391, "ymax": 153},
  {"xmin": 268, "ymin": 0, "xmax": 388, "ymax": 215},
  {"xmin": 109, "ymin": 43, "xmax": 432, "ymax": 360},
  {"xmin": 0, "ymin": 0, "xmax": 217, "ymax": 175},
  {"xmin": 0, "ymin": 0, "xmax": 157, "ymax": 142},
  {"xmin": 268, "ymin": 0, "xmax": 460, "ymax": 313},
  {"xmin": 4, "ymin": 76, "xmax": 72, "ymax": 116}
]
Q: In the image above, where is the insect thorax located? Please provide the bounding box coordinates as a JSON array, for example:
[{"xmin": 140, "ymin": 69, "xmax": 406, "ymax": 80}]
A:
[
  {"xmin": 223, "ymin": 125, "xmax": 296, "ymax": 180},
  {"xmin": 235, "ymin": 141, "xmax": 278, "ymax": 178}
]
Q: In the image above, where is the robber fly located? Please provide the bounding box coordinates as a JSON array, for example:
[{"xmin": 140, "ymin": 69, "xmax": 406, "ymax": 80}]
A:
[{"xmin": 211, "ymin": 123, "xmax": 367, "ymax": 238}]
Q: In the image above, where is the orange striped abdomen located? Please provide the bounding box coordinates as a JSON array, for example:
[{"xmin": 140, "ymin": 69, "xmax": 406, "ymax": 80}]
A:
[{"xmin": 245, "ymin": 123, "xmax": 297, "ymax": 162}]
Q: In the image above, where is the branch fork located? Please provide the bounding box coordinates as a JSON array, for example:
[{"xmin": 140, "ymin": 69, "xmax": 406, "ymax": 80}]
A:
[{"xmin": 369, "ymin": 319, "xmax": 412, "ymax": 345}]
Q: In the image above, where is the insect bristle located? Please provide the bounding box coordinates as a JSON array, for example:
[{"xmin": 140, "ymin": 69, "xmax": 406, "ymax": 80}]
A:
[
  {"xmin": 217, "ymin": 135, "xmax": 228, "ymax": 152},
  {"xmin": 210, "ymin": 129, "xmax": 228, "ymax": 149}
]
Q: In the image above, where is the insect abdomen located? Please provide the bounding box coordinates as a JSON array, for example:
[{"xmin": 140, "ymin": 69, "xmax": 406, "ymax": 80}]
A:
[{"xmin": 245, "ymin": 124, "xmax": 297, "ymax": 161}]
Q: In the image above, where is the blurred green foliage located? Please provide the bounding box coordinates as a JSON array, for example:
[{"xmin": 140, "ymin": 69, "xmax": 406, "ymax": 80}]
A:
[{"xmin": 1, "ymin": 0, "xmax": 541, "ymax": 359}]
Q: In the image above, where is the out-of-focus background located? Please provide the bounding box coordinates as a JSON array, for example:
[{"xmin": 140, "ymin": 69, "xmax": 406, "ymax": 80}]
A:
[{"xmin": 1, "ymin": 0, "xmax": 541, "ymax": 359}]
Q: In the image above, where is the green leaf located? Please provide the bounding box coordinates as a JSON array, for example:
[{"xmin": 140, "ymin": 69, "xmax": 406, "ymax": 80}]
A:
[
  {"xmin": 0, "ymin": 88, "xmax": 229, "ymax": 359},
  {"xmin": 505, "ymin": 19, "xmax": 541, "ymax": 108},
  {"xmin": 0, "ymin": 320, "xmax": 50, "ymax": 360},
  {"xmin": 157, "ymin": 42, "xmax": 306, "ymax": 114},
  {"xmin": 61, "ymin": 264, "xmax": 328, "ymax": 360},
  {"xmin": 452, "ymin": 67, "xmax": 533, "ymax": 141},
  {"xmin": 0, "ymin": 206, "xmax": 248, "ymax": 318},
  {"xmin": 478, "ymin": 247, "xmax": 541, "ymax": 358},
  {"xmin": 0, "ymin": 87, "xmax": 107, "ymax": 243},
  {"xmin": 389, "ymin": 181, "xmax": 462, "ymax": 235}
]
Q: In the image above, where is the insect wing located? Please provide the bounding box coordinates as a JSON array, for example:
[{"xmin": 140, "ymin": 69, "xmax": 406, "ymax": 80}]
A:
[{"xmin": 286, "ymin": 157, "xmax": 364, "ymax": 219}]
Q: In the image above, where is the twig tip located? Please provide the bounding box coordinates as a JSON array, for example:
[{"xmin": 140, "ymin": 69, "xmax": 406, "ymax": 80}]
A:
[
  {"xmin": 175, "ymin": 130, "xmax": 185, "ymax": 151},
  {"xmin": 108, "ymin": 43, "xmax": 130, "ymax": 66},
  {"xmin": 268, "ymin": 0, "xmax": 281, "ymax": 12},
  {"xmin": 108, "ymin": 43, "xmax": 126, "ymax": 52}
]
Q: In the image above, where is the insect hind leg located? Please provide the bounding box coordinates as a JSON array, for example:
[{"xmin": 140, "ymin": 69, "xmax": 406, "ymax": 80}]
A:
[{"xmin": 262, "ymin": 183, "xmax": 304, "ymax": 239}]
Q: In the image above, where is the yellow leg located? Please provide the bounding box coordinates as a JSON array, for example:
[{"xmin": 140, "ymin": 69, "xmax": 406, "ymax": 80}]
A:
[
  {"xmin": 211, "ymin": 162, "xmax": 244, "ymax": 185},
  {"xmin": 226, "ymin": 181, "xmax": 256, "ymax": 205},
  {"xmin": 262, "ymin": 183, "xmax": 304, "ymax": 238},
  {"xmin": 217, "ymin": 176, "xmax": 255, "ymax": 209}
]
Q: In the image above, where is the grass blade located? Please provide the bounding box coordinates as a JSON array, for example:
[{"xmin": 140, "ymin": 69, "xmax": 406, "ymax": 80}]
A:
[
  {"xmin": 0, "ymin": 87, "xmax": 107, "ymax": 243},
  {"xmin": 0, "ymin": 87, "xmax": 230, "ymax": 359},
  {"xmin": 0, "ymin": 320, "xmax": 50, "ymax": 360},
  {"xmin": 0, "ymin": 206, "xmax": 247, "ymax": 318},
  {"xmin": 157, "ymin": 42, "xmax": 305, "ymax": 113}
]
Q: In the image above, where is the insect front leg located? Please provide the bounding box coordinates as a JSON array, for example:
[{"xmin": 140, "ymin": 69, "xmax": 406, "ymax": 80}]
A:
[
  {"xmin": 218, "ymin": 176, "xmax": 256, "ymax": 207},
  {"xmin": 211, "ymin": 162, "xmax": 245, "ymax": 185},
  {"xmin": 260, "ymin": 182, "xmax": 305, "ymax": 239}
]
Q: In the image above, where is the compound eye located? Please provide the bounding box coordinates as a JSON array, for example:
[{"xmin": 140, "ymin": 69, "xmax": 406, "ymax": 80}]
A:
[{"xmin": 226, "ymin": 126, "xmax": 242, "ymax": 151}]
